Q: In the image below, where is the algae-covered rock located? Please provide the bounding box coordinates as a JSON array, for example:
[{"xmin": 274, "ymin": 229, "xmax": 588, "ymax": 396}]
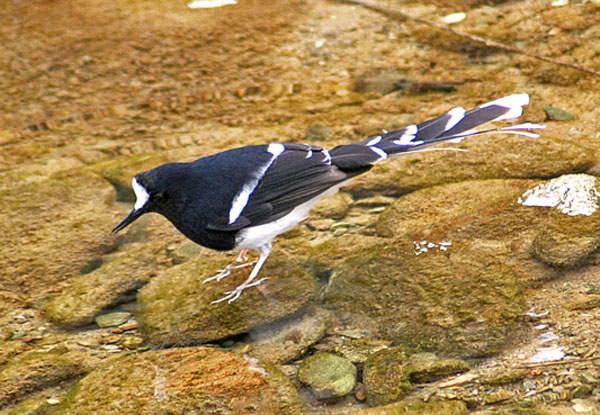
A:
[
  {"xmin": 247, "ymin": 305, "xmax": 331, "ymax": 365},
  {"xmin": 42, "ymin": 245, "xmax": 158, "ymax": 326},
  {"xmin": 136, "ymin": 253, "xmax": 318, "ymax": 345},
  {"xmin": 404, "ymin": 353, "xmax": 470, "ymax": 383},
  {"xmin": 297, "ymin": 352, "xmax": 357, "ymax": 400},
  {"xmin": 0, "ymin": 351, "xmax": 86, "ymax": 408},
  {"xmin": 363, "ymin": 346, "xmax": 412, "ymax": 406},
  {"xmin": 0, "ymin": 170, "xmax": 122, "ymax": 310},
  {"xmin": 334, "ymin": 338, "xmax": 391, "ymax": 365},
  {"xmin": 375, "ymin": 179, "xmax": 600, "ymax": 286},
  {"xmin": 532, "ymin": 228, "xmax": 600, "ymax": 268},
  {"xmin": 354, "ymin": 399, "xmax": 468, "ymax": 415},
  {"xmin": 84, "ymin": 152, "xmax": 172, "ymax": 202},
  {"xmin": 323, "ymin": 238, "xmax": 526, "ymax": 357},
  {"xmin": 346, "ymin": 135, "xmax": 593, "ymax": 198},
  {"xmin": 44, "ymin": 347, "xmax": 302, "ymax": 415}
]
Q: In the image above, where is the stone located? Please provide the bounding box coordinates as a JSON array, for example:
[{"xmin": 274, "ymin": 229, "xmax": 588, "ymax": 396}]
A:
[
  {"xmin": 0, "ymin": 351, "xmax": 85, "ymax": 408},
  {"xmin": 362, "ymin": 346, "xmax": 411, "ymax": 406},
  {"xmin": 297, "ymin": 352, "xmax": 357, "ymax": 400},
  {"xmin": 247, "ymin": 305, "xmax": 331, "ymax": 365},
  {"xmin": 95, "ymin": 312, "xmax": 131, "ymax": 327},
  {"xmin": 405, "ymin": 353, "xmax": 471, "ymax": 383},
  {"xmin": 136, "ymin": 252, "xmax": 318, "ymax": 345},
  {"xmin": 47, "ymin": 347, "xmax": 302, "ymax": 414}
]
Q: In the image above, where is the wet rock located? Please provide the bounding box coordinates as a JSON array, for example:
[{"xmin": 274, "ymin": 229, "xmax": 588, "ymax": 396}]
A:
[
  {"xmin": 354, "ymin": 399, "xmax": 468, "ymax": 415},
  {"xmin": 168, "ymin": 241, "xmax": 202, "ymax": 264},
  {"xmin": 297, "ymin": 352, "xmax": 357, "ymax": 400},
  {"xmin": 323, "ymin": 237, "xmax": 526, "ymax": 357},
  {"xmin": 376, "ymin": 179, "xmax": 600, "ymax": 286},
  {"xmin": 0, "ymin": 351, "xmax": 86, "ymax": 408},
  {"xmin": 334, "ymin": 338, "xmax": 391, "ymax": 365},
  {"xmin": 483, "ymin": 389, "xmax": 516, "ymax": 405},
  {"xmin": 544, "ymin": 106, "xmax": 576, "ymax": 121},
  {"xmin": 305, "ymin": 124, "xmax": 333, "ymax": 142},
  {"xmin": 84, "ymin": 152, "xmax": 172, "ymax": 202},
  {"xmin": 532, "ymin": 228, "xmax": 600, "ymax": 268},
  {"xmin": 136, "ymin": 252, "xmax": 318, "ymax": 345},
  {"xmin": 566, "ymin": 294, "xmax": 600, "ymax": 311},
  {"xmin": 362, "ymin": 346, "xmax": 411, "ymax": 406},
  {"xmin": 483, "ymin": 368, "xmax": 529, "ymax": 385},
  {"xmin": 95, "ymin": 312, "xmax": 131, "ymax": 327},
  {"xmin": 121, "ymin": 335, "xmax": 145, "ymax": 349},
  {"xmin": 346, "ymin": 136, "xmax": 593, "ymax": 198},
  {"xmin": 0, "ymin": 170, "xmax": 122, "ymax": 310},
  {"xmin": 405, "ymin": 353, "xmax": 470, "ymax": 383},
  {"xmin": 47, "ymin": 347, "xmax": 302, "ymax": 414},
  {"xmin": 312, "ymin": 192, "xmax": 352, "ymax": 221},
  {"xmin": 353, "ymin": 69, "xmax": 406, "ymax": 95},
  {"xmin": 247, "ymin": 305, "xmax": 331, "ymax": 365},
  {"xmin": 43, "ymin": 246, "xmax": 157, "ymax": 326}
]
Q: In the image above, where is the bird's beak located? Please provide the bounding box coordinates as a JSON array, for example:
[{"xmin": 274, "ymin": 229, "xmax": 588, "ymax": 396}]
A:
[{"xmin": 112, "ymin": 208, "xmax": 145, "ymax": 234}]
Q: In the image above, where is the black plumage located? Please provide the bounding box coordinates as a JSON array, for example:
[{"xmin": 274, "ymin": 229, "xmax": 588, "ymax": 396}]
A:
[{"xmin": 113, "ymin": 94, "xmax": 544, "ymax": 303}]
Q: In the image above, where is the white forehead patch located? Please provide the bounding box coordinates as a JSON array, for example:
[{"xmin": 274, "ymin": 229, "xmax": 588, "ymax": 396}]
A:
[{"xmin": 132, "ymin": 177, "xmax": 150, "ymax": 211}]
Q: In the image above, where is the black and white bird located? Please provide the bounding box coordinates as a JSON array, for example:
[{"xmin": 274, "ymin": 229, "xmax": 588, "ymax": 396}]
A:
[{"xmin": 113, "ymin": 93, "xmax": 544, "ymax": 304}]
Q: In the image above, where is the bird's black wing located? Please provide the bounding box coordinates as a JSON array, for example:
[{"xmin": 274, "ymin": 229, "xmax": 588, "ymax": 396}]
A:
[{"xmin": 206, "ymin": 143, "xmax": 364, "ymax": 231}]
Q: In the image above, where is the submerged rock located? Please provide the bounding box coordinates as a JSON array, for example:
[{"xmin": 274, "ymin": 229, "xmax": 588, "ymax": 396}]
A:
[
  {"xmin": 297, "ymin": 352, "xmax": 357, "ymax": 400},
  {"xmin": 363, "ymin": 346, "xmax": 411, "ymax": 406},
  {"xmin": 45, "ymin": 347, "xmax": 302, "ymax": 415},
  {"xmin": 136, "ymin": 252, "xmax": 318, "ymax": 345},
  {"xmin": 0, "ymin": 170, "xmax": 122, "ymax": 310},
  {"xmin": 0, "ymin": 351, "xmax": 86, "ymax": 408},
  {"xmin": 247, "ymin": 305, "xmax": 331, "ymax": 365},
  {"xmin": 42, "ymin": 245, "xmax": 157, "ymax": 326},
  {"xmin": 355, "ymin": 399, "xmax": 467, "ymax": 415},
  {"xmin": 404, "ymin": 353, "xmax": 470, "ymax": 383}
]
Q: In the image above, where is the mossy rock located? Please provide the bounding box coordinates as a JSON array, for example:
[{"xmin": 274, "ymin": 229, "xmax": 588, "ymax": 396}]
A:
[
  {"xmin": 297, "ymin": 352, "xmax": 357, "ymax": 400},
  {"xmin": 40, "ymin": 347, "xmax": 302, "ymax": 415},
  {"xmin": 323, "ymin": 238, "xmax": 526, "ymax": 357},
  {"xmin": 42, "ymin": 245, "xmax": 158, "ymax": 326},
  {"xmin": 376, "ymin": 178, "xmax": 600, "ymax": 286},
  {"xmin": 356, "ymin": 398, "xmax": 467, "ymax": 415},
  {"xmin": 0, "ymin": 351, "xmax": 86, "ymax": 408},
  {"xmin": 0, "ymin": 170, "xmax": 122, "ymax": 311},
  {"xmin": 84, "ymin": 152, "xmax": 172, "ymax": 202},
  {"xmin": 136, "ymin": 252, "xmax": 318, "ymax": 345},
  {"xmin": 363, "ymin": 346, "xmax": 412, "ymax": 406},
  {"xmin": 404, "ymin": 353, "xmax": 470, "ymax": 384}
]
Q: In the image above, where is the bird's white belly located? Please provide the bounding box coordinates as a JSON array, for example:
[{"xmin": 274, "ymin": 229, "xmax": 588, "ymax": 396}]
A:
[{"xmin": 234, "ymin": 183, "xmax": 346, "ymax": 250}]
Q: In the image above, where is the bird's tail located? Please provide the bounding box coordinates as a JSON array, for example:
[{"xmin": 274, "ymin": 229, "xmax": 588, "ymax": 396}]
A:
[{"xmin": 329, "ymin": 93, "xmax": 545, "ymax": 171}]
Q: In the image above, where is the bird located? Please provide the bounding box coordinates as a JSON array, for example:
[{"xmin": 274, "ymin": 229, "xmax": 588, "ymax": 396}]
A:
[{"xmin": 112, "ymin": 93, "xmax": 544, "ymax": 304}]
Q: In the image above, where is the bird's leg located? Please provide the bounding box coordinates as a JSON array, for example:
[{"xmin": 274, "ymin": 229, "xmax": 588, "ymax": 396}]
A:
[
  {"xmin": 202, "ymin": 249, "xmax": 256, "ymax": 284},
  {"xmin": 211, "ymin": 243, "xmax": 272, "ymax": 304}
]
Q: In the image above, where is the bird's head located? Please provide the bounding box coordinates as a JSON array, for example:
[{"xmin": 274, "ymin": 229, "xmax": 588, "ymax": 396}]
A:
[{"xmin": 112, "ymin": 165, "xmax": 181, "ymax": 234}]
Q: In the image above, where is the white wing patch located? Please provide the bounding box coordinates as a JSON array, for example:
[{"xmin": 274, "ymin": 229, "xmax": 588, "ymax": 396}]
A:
[
  {"xmin": 370, "ymin": 146, "xmax": 388, "ymax": 160},
  {"xmin": 229, "ymin": 145, "xmax": 285, "ymax": 225},
  {"xmin": 479, "ymin": 93, "xmax": 529, "ymax": 121},
  {"xmin": 445, "ymin": 107, "xmax": 466, "ymax": 131},
  {"xmin": 132, "ymin": 177, "xmax": 150, "ymax": 211},
  {"xmin": 393, "ymin": 124, "xmax": 423, "ymax": 146}
]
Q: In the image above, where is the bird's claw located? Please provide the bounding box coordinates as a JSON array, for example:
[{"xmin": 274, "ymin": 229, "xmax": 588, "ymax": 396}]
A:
[
  {"xmin": 202, "ymin": 260, "xmax": 257, "ymax": 284},
  {"xmin": 210, "ymin": 277, "xmax": 269, "ymax": 304}
]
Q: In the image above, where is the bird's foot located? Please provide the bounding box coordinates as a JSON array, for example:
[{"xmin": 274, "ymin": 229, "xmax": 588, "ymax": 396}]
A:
[
  {"xmin": 210, "ymin": 278, "xmax": 268, "ymax": 304},
  {"xmin": 203, "ymin": 260, "xmax": 256, "ymax": 284}
]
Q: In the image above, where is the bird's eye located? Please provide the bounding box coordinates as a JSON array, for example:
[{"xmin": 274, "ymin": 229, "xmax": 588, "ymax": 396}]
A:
[{"xmin": 154, "ymin": 192, "xmax": 167, "ymax": 203}]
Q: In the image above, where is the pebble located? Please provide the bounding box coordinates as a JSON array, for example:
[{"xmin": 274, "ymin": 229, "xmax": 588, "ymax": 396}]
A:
[
  {"xmin": 121, "ymin": 336, "xmax": 145, "ymax": 349},
  {"xmin": 544, "ymin": 106, "xmax": 576, "ymax": 121},
  {"xmin": 95, "ymin": 312, "xmax": 132, "ymax": 327}
]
